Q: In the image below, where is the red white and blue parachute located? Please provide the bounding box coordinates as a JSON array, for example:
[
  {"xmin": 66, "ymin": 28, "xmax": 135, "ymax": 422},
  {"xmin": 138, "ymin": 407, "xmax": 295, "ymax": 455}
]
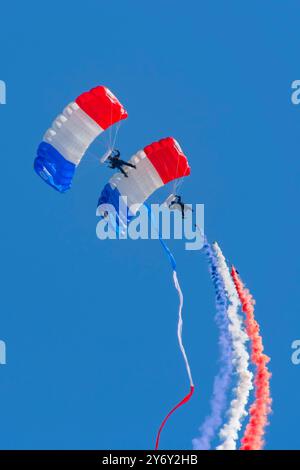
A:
[
  {"xmin": 34, "ymin": 86, "xmax": 128, "ymax": 192},
  {"xmin": 33, "ymin": 84, "xmax": 273, "ymax": 450},
  {"xmin": 97, "ymin": 137, "xmax": 191, "ymax": 226}
]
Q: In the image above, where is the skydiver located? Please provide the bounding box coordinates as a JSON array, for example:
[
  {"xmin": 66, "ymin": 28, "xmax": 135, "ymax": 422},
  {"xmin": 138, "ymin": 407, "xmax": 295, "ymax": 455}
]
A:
[
  {"xmin": 107, "ymin": 149, "xmax": 136, "ymax": 177},
  {"xmin": 169, "ymin": 195, "xmax": 186, "ymax": 219}
]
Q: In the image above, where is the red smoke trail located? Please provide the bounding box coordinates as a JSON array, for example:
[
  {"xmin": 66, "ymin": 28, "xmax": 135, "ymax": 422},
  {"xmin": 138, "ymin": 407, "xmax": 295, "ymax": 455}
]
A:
[
  {"xmin": 231, "ymin": 267, "xmax": 272, "ymax": 450},
  {"xmin": 155, "ymin": 386, "xmax": 194, "ymax": 450}
]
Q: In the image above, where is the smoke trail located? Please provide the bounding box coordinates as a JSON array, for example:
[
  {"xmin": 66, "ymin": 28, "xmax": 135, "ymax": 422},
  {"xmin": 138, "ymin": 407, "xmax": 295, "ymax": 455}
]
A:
[
  {"xmin": 213, "ymin": 243, "xmax": 253, "ymax": 450},
  {"xmin": 173, "ymin": 270, "xmax": 194, "ymax": 388},
  {"xmin": 192, "ymin": 239, "xmax": 233, "ymax": 450},
  {"xmin": 231, "ymin": 267, "xmax": 272, "ymax": 450},
  {"xmin": 158, "ymin": 234, "xmax": 194, "ymax": 391},
  {"xmin": 149, "ymin": 210, "xmax": 194, "ymax": 450},
  {"xmin": 154, "ymin": 262, "xmax": 194, "ymax": 450}
]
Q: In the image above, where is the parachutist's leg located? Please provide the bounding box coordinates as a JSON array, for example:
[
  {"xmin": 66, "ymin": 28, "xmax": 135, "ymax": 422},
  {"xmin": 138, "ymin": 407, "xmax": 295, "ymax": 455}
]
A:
[
  {"xmin": 119, "ymin": 167, "xmax": 128, "ymax": 177},
  {"xmin": 181, "ymin": 204, "xmax": 185, "ymax": 219},
  {"xmin": 123, "ymin": 162, "xmax": 136, "ymax": 169}
]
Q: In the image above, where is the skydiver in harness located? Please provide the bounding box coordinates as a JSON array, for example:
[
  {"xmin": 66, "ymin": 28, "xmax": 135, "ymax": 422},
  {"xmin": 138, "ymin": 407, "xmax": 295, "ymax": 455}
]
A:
[
  {"xmin": 107, "ymin": 150, "xmax": 136, "ymax": 177},
  {"xmin": 169, "ymin": 195, "xmax": 186, "ymax": 219}
]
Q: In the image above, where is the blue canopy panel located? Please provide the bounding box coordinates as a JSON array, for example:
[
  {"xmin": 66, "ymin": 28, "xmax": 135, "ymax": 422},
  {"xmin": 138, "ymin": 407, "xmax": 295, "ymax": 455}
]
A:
[
  {"xmin": 34, "ymin": 142, "xmax": 76, "ymax": 193},
  {"xmin": 97, "ymin": 183, "xmax": 135, "ymax": 229}
]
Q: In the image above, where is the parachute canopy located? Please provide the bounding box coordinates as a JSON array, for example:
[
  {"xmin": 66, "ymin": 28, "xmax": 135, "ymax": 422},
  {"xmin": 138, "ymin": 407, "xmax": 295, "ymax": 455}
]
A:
[
  {"xmin": 97, "ymin": 137, "xmax": 190, "ymax": 227},
  {"xmin": 34, "ymin": 86, "xmax": 128, "ymax": 192}
]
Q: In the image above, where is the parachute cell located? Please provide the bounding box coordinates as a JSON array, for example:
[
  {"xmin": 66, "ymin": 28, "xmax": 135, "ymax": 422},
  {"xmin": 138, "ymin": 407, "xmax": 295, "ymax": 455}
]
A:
[{"xmin": 34, "ymin": 86, "xmax": 128, "ymax": 192}]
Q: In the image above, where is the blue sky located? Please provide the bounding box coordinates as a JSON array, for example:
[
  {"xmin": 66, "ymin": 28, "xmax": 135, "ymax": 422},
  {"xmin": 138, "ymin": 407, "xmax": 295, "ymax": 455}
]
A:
[{"xmin": 0, "ymin": 0, "xmax": 299, "ymax": 450}]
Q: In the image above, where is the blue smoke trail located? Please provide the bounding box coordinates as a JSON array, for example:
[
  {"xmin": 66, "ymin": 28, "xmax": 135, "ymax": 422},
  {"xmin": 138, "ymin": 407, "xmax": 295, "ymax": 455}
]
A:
[{"xmin": 192, "ymin": 238, "xmax": 233, "ymax": 450}]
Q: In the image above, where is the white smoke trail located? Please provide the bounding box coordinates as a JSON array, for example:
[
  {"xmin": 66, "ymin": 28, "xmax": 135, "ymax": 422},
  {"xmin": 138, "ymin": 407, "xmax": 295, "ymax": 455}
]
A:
[
  {"xmin": 155, "ymin": 241, "xmax": 194, "ymax": 450},
  {"xmin": 173, "ymin": 271, "xmax": 194, "ymax": 387},
  {"xmin": 213, "ymin": 242, "xmax": 253, "ymax": 450}
]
